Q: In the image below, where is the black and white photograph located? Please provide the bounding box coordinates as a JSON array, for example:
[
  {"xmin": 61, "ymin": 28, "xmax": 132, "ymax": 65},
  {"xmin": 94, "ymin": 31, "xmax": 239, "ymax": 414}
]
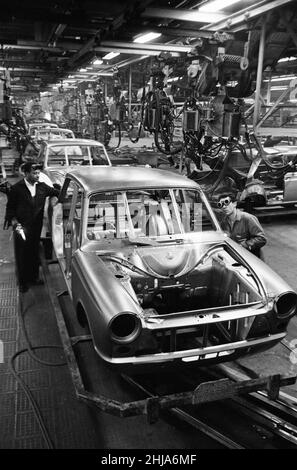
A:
[{"xmin": 0, "ymin": 0, "xmax": 297, "ymax": 454}]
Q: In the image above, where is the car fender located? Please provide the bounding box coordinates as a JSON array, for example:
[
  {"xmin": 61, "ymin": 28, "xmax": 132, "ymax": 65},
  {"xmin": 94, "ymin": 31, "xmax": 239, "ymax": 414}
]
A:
[
  {"xmin": 71, "ymin": 250, "xmax": 143, "ymax": 359},
  {"xmin": 226, "ymin": 238, "xmax": 296, "ymax": 298}
]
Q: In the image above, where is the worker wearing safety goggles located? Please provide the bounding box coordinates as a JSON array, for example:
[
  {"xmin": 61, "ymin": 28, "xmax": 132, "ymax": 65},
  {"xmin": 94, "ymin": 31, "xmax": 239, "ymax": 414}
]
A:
[{"xmin": 216, "ymin": 190, "xmax": 267, "ymax": 258}]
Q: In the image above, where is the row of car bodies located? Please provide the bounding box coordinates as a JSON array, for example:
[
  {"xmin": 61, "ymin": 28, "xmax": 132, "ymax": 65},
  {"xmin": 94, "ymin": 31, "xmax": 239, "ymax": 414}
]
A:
[
  {"xmin": 49, "ymin": 165, "xmax": 297, "ymax": 372},
  {"xmin": 24, "ymin": 120, "xmax": 76, "ymax": 158},
  {"xmin": 22, "ymin": 123, "xmax": 296, "ymax": 372},
  {"xmin": 37, "ymin": 138, "xmax": 111, "ymax": 187}
]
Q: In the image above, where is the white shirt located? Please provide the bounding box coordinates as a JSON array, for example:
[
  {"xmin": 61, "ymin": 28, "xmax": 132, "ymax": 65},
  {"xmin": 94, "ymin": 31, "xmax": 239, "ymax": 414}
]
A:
[
  {"xmin": 24, "ymin": 178, "xmax": 37, "ymax": 197},
  {"xmin": 24, "ymin": 172, "xmax": 53, "ymax": 197}
]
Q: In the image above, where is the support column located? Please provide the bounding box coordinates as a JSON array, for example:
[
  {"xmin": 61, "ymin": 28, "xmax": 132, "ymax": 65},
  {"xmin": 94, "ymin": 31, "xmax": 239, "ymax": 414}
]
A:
[
  {"xmin": 266, "ymin": 69, "xmax": 272, "ymax": 106},
  {"xmin": 253, "ymin": 18, "xmax": 267, "ymax": 130},
  {"xmin": 128, "ymin": 66, "xmax": 132, "ymax": 121}
]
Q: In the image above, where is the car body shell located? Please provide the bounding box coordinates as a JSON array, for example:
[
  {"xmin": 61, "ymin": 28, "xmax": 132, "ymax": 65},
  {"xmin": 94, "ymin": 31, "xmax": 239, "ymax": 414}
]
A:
[
  {"xmin": 51, "ymin": 166, "xmax": 297, "ymax": 371},
  {"xmin": 28, "ymin": 121, "xmax": 58, "ymax": 137},
  {"xmin": 33, "ymin": 127, "xmax": 75, "ymax": 143},
  {"xmin": 36, "ymin": 138, "xmax": 112, "ymax": 187}
]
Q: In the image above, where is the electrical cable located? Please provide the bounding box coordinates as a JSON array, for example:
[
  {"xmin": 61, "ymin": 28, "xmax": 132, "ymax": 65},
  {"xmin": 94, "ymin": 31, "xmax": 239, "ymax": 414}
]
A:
[
  {"xmin": 18, "ymin": 294, "xmax": 66, "ymax": 367},
  {"xmin": 192, "ymin": 154, "xmax": 224, "ymax": 182},
  {"xmin": 10, "ymin": 346, "xmax": 60, "ymax": 449},
  {"xmin": 9, "ymin": 285, "xmax": 67, "ymax": 449},
  {"xmin": 153, "ymin": 90, "xmax": 182, "ymax": 156}
]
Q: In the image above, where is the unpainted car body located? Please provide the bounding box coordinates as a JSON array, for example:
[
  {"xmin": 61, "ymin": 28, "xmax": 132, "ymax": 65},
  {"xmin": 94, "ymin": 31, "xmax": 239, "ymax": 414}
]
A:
[
  {"xmin": 51, "ymin": 166, "xmax": 297, "ymax": 371},
  {"xmin": 28, "ymin": 121, "xmax": 58, "ymax": 137},
  {"xmin": 36, "ymin": 138, "xmax": 112, "ymax": 187},
  {"xmin": 33, "ymin": 127, "xmax": 75, "ymax": 142}
]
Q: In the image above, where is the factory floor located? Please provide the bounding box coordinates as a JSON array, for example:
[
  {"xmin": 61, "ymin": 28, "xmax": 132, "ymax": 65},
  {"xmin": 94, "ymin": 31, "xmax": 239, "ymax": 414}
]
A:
[{"xmin": 0, "ymin": 142, "xmax": 297, "ymax": 449}]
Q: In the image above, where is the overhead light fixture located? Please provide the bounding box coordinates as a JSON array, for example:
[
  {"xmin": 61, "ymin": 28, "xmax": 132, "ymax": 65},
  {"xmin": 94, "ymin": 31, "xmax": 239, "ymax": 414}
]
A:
[
  {"xmin": 79, "ymin": 68, "xmax": 87, "ymax": 72},
  {"xmin": 263, "ymin": 75, "xmax": 297, "ymax": 82},
  {"xmin": 270, "ymin": 86, "xmax": 288, "ymax": 91},
  {"xmin": 277, "ymin": 57, "xmax": 297, "ymax": 63},
  {"xmin": 95, "ymin": 72, "xmax": 113, "ymax": 76},
  {"xmin": 133, "ymin": 32, "xmax": 161, "ymax": 43},
  {"xmin": 102, "ymin": 52, "xmax": 120, "ymax": 60},
  {"xmin": 167, "ymin": 77, "xmax": 180, "ymax": 83},
  {"xmin": 199, "ymin": 0, "xmax": 241, "ymax": 12},
  {"xmin": 92, "ymin": 58, "xmax": 103, "ymax": 65}
]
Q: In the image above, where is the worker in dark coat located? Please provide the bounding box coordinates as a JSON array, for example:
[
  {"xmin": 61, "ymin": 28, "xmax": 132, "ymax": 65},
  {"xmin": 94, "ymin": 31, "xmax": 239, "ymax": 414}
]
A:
[
  {"xmin": 216, "ymin": 190, "xmax": 267, "ymax": 258},
  {"xmin": 5, "ymin": 162, "xmax": 60, "ymax": 292}
]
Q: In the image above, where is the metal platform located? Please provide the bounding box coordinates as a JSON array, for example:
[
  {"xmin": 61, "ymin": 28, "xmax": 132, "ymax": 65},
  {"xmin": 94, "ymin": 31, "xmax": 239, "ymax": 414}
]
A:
[{"xmin": 251, "ymin": 203, "xmax": 297, "ymax": 218}]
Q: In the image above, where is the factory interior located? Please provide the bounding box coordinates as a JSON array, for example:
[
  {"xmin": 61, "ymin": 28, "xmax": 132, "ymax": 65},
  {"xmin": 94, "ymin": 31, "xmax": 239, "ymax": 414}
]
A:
[{"xmin": 1, "ymin": 0, "xmax": 297, "ymax": 452}]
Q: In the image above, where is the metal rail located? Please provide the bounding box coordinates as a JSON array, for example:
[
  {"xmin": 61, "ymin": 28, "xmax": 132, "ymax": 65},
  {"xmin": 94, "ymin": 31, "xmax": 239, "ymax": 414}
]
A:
[
  {"xmin": 121, "ymin": 374, "xmax": 245, "ymax": 449},
  {"xmin": 229, "ymin": 396, "xmax": 297, "ymax": 446},
  {"xmin": 217, "ymin": 362, "xmax": 297, "ymax": 420},
  {"xmin": 203, "ymin": 363, "xmax": 297, "ymax": 446},
  {"xmin": 127, "ymin": 367, "xmax": 297, "ymax": 448}
]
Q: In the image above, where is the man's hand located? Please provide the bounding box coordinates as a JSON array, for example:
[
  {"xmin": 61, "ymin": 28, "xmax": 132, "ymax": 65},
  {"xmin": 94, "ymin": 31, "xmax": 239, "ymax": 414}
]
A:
[
  {"xmin": 50, "ymin": 196, "xmax": 59, "ymax": 207},
  {"xmin": 15, "ymin": 223, "xmax": 26, "ymax": 240}
]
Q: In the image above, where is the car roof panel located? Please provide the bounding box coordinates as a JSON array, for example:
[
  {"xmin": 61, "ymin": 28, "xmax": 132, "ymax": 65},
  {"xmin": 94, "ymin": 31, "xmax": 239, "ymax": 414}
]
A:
[
  {"xmin": 65, "ymin": 166, "xmax": 200, "ymax": 193},
  {"xmin": 44, "ymin": 138, "xmax": 106, "ymax": 147}
]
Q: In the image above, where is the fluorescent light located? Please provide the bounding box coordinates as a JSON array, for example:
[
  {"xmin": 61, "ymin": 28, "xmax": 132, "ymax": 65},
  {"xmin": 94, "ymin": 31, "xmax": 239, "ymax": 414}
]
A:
[
  {"xmin": 79, "ymin": 68, "xmax": 87, "ymax": 72},
  {"xmin": 199, "ymin": 0, "xmax": 241, "ymax": 11},
  {"xmin": 270, "ymin": 86, "xmax": 288, "ymax": 91},
  {"xmin": 277, "ymin": 56, "xmax": 297, "ymax": 63},
  {"xmin": 102, "ymin": 52, "xmax": 120, "ymax": 60},
  {"xmin": 263, "ymin": 75, "xmax": 297, "ymax": 82},
  {"xmin": 92, "ymin": 58, "xmax": 103, "ymax": 65},
  {"xmin": 167, "ymin": 77, "xmax": 180, "ymax": 83},
  {"xmin": 93, "ymin": 72, "xmax": 113, "ymax": 77},
  {"xmin": 133, "ymin": 32, "xmax": 161, "ymax": 44}
]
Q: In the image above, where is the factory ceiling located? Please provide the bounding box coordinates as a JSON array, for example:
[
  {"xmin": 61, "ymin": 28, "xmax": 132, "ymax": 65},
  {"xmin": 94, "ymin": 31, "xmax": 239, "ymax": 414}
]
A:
[{"xmin": 0, "ymin": 0, "xmax": 297, "ymax": 93}]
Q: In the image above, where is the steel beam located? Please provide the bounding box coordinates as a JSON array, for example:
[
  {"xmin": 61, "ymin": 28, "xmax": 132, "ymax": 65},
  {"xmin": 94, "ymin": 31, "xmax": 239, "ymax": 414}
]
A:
[
  {"xmin": 17, "ymin": 40, "xmax": 80, "ymax": 51},
  {"xmin": 128, "ymin": 66, "xmax": 132, "ymax": 121},
  {"xmin": 0, "ymin": 67, "xmax": 47, "ymax": 72},
  {"xmin": 253, "ymin": 18, "xmax": 267, "ymax": 129},
  {"xmin": 115, "ymin": 55, "xmax": 149, "ymax": 69},
  {"xmin": 133, "ymin": 27, "xmax": 237, "ymax": 40},
  {"xmin": 3, "ymin": 44, "xmax": 64, "ymax": 53},
  {"xmin": 100, "ymin": 40, "xmax": 192, "ymax": 53},
  {"xmin": 94, "ymin": 46, "xmax": 179, "ymax": 57},
  {"xmin": 201, "ymin": 0, "xmax": 295, "ymax": 31},
  {"xmin": 256, "ymin": 81, "xmax": 297, "ymax": 130},
  {"xmin": 142, "ymin": 7, "xmax": 225, "ymax": 23},
  {"xmin": 256, "ymin": 127, "xmax": 297, "ymax": 137}
]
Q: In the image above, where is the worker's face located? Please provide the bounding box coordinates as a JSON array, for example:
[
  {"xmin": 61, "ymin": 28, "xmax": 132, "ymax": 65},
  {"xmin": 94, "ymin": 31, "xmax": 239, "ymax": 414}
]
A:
[
  {"xmin": 217, "ymin": 196, "xmax": 235, "ymax": 216},
  {"xmin": 26, "ymin": 168, "xmax": 41, "ymax": 184}
]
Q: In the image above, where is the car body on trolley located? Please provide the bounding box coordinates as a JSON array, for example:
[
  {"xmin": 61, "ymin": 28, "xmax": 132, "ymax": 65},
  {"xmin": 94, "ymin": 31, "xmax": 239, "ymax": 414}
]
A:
[
  {"xmin": 36, "ymin": 138, "xmax": 112, "ymax": 187},
  {"xmin": 27, "ymin": 120, "xmax": 58, "ymax": 137},
  {"xmin": 33, "ymin": 127, "xmax": 75, "ymax": 142},
  {"xmin": 51, "ymin": 166, "xmax": 297, "ymax": 371}
]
